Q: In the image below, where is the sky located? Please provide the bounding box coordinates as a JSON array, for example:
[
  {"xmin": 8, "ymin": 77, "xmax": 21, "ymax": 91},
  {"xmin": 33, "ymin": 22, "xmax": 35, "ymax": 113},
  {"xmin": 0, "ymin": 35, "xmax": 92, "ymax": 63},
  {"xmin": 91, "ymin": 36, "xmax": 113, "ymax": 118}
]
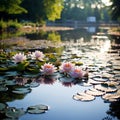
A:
[{"xmin": 101, "ymin": 0, "xmax": 112, "ymax": 6}]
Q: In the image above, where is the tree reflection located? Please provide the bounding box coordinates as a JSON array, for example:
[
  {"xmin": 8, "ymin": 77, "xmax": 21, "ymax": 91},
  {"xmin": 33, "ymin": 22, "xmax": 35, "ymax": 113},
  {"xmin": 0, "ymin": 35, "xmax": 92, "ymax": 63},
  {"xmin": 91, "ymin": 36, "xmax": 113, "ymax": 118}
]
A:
[{"xmin": 107, "ymin": 100, "xmax": 120, "ymax": 120}]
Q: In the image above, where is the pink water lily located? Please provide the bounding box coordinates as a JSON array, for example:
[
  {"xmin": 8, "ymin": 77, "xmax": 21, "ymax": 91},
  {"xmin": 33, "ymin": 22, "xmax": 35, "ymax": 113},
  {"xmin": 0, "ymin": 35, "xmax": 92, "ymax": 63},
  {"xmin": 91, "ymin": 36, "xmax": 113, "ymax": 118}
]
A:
[
  {"xmin": 31, "ymin": 51, "xmax": 44, "ymax": 61},
  {"xmin": 40, "ymin": 63, "xmax": 57, "ymax": 75},
  {"xmin": 13, "ymin": 53, "xmax": 27, "ymax": 63},
  {"xmin": 59, "ymin": 62, "xmax": 74, "ymax": 74},
  {"xmin": 69, "ymin": 66, "xmax": 84, "ymax": 79}
]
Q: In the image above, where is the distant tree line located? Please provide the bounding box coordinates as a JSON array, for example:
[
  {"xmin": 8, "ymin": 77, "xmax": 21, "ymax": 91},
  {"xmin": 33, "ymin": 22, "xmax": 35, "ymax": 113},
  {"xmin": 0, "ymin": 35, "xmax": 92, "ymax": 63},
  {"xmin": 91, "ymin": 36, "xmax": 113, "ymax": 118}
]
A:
[
  {"xmin": 0, "ymin": 0, "xmax": 63, "ymax": 23},
  {"xmin": 61, "ymin": 0, "xmax": 120, "ymax": 22},
  {"xmin": 0, "ymin": 0, "xmax": 119, "ymax": 24}
]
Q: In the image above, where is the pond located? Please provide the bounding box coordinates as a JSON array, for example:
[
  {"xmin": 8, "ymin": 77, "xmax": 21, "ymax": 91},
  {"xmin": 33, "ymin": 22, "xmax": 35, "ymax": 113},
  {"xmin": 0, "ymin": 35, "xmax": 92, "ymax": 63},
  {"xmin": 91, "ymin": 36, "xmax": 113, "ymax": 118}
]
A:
[{"xmin": 0, "ymin": 27, "xmax": 120, "ymax": 120}]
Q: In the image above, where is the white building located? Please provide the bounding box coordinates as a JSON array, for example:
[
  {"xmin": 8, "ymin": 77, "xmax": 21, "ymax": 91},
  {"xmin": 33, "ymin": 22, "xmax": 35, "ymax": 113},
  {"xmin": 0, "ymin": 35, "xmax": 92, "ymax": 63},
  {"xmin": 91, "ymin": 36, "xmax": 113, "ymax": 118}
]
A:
[{"xmin": 87, "ymin": 16, "xmax": 96, "ymax": 22}]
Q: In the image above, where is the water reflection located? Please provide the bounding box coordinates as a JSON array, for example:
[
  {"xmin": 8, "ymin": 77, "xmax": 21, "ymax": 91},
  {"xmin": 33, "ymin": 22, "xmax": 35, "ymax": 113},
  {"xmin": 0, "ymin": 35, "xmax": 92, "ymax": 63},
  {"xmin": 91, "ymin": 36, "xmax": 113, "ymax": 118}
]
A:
[
  {"xmin": 36, "ymin": 76, "xmax": 56, "ymax": 85},
  {"xmin": 0, "ymin": 28, "xmax": 120, "ymax": 120},
  {"xmin": 107, "ymin": 100, "xmax": 120, "ymax": 119}
]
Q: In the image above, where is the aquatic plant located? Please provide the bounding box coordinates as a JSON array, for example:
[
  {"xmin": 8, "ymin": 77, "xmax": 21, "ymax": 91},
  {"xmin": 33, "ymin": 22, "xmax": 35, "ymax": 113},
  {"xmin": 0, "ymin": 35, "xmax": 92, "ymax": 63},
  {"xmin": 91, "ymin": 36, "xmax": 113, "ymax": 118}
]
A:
[
  {"xmin": 31, "ymin": 50, "xmax": 45, "ymax": 61},
  {"xmin": 12, "ymin": 53, "xmax": 27, "ymax": 63},
  {"xmin": 40, "ymin": 63, "xmax": 57, "ymax": 75},
  {"xmin": 59, "ymin": 62, "xmax": 74, "ymax": 74},
  {"xmin": 69, "ymin": 66, "xmax": 84, "ymax": 79}
]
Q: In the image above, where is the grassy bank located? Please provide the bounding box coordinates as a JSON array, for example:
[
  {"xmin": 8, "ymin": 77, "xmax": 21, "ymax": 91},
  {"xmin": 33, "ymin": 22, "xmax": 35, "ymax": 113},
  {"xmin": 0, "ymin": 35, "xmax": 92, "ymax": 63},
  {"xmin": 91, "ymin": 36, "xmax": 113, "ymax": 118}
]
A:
[{"xmin": 0, "ymin": 20, "xmax": 22, "ymax": 32}]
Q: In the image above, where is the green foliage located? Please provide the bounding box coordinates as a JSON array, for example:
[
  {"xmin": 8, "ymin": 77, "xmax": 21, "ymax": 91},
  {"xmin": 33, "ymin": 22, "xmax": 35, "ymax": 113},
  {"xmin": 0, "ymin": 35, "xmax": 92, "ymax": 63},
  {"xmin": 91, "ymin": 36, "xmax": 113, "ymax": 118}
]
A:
[
  {"xmin": 47, "ymin": 32, "xmax": 61, "ymax": 43},
  {"xmin": 110, "ymin": 0, "xmax": 120, "ymax": 21},
  {"xmin": 43, "ymin": 0, "xmax": 64, "ymax": 21},
  {"xmin": 7, "ymin": 20, "xmax": 22, "ymax": 30},
  {"xmin": 0, "ymin": 20, "xmax": 22, "ymax": 32},
  {"xmin": 0, "ymin": 0, "xmax": 27, "ymax": 14},
  {"xmin": 61, "ymin": 0, "xmax": 110, "ymax": 21},
  {"xmin": 21, "ymin": 0, "xmax": 63, "ymax": 23},
  {"xmin": 0, "ymin": 19, "xmax": 7, "ymax": 31}
]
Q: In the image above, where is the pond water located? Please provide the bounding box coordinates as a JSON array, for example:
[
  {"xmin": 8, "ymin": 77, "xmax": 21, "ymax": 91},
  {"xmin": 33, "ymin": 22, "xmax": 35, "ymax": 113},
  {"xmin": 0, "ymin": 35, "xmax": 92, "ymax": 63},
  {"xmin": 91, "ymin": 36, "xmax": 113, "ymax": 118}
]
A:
[{"xmin": 0, "ymin": 27, "xmax": 120, "ymax": 120}]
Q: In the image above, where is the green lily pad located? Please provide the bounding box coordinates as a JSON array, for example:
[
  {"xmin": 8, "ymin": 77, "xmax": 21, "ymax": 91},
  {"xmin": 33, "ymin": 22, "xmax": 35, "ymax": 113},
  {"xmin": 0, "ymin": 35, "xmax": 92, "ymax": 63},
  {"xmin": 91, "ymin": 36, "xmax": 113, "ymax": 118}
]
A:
[
  {"xmin": 0, "ymin": 67, "xmax": 9, "ymax": 71},
  {"xmin": 5, "ymin": 107, "xmax": 25, "ymax": 119},
  {"xmin": 0, "ymin": 85, "xmax": 8, "ymax": 91},
  {"xmin": 59, "ymin": 77, "xmax": 74, "ymax": 83},
  {"xmin": 25, "ymin": 82, "xmax": 40, "ymax": 88},
  {"xmin": 27, "ymin": 104, "xmax": 48, "ymax": 114},
  {"xmin": 5, "ymin": 71, "xmax": 19, "ymax": 77},
  {"xmin": 0, "ymin": 103, "xmax": 7, "ymax": 111},
  {"xmin": 5, "ymin": 80, "xmax": 16, "ymax": 86},
  {"xmin": 73, "ymin": 92, "xmax": 95, "ymax": 102},
  {"xmin": 12, "ymin": 87, "xmax": 31, "ymax": 94}
]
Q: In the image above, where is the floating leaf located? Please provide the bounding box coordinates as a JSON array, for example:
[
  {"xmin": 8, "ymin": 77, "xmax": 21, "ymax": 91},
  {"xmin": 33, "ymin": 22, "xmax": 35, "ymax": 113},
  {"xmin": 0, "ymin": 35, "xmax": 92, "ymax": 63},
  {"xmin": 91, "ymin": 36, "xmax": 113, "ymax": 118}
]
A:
[
  {"xmin": 89, "ymin": 79, "xmax": 104, "ymax": 85},
  {"xmin": 25, "ymin": 82, "xmax": 40, "ymax": 88},
  {"xmin": 23, "ymin": 73, "xmax": 39, "ymax": 78},
  {"xmin": 5, "ymin": 107, "xmax": 25, "ymax": 119},
  {"xmin": 94, "ymin": 84, "xmax": 117, "ymax": 93},
  {"xmin": 0, "ymin": 85, "xmax": 8, "ymax": 91},
  {"xmin": 85, "ymin": 88, "xmax": 105, "ymax": 96},
  {"xmin": 59, "ymin": 77, "xmax": 74, "ymax": 83},
  {"xmin": 0, "ymin": 67, "xmax": 9, "ymax": 71},
  {"xmin": 12, "ymin": 87, "xmax": 31, "ymax": 94},
  {"xmin": 0, "ymin": 103, "xmax": 7, "ymax": 111},
  {"xmin": 27, "ymin": 104, "xmax": 48, "ymax": 114},
  {"xmin": 5, "ymin": 80, "xmax": 16, "ymax": 86},
  {"xmin": 73, "ymin": 92, "xmax": 95, "ymax": 102},
  {"xmin": 102, "ymin": 89, "xmax": 120, "ymax": 102},
  {"xmin": 5, "ymin": 71, "xmax": 19, "ymax": 77},
  {"xmin": 92, "ymin": 77, "xmax": 108, "ymax": 82}
]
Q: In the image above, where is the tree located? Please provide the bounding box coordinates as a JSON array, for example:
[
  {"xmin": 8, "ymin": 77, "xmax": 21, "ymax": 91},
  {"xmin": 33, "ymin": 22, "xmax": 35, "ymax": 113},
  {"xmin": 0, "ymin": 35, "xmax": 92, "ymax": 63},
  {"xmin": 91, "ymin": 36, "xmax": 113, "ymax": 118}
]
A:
[
  {"xmin": 0, "ymin": 0, "xmax": 27, "ymax": 20},
  {"xmin": 44, "ymin": 0, "xmax": 64, "ymax": 21},
  {"xmin": 110, "ymin": 0, "xmax": 120, "ymax": 21},
  {"xmin": 61, "ymin": 0, "xmax": 105, "ymax": 21},
  {"xmin": 21, "ymin": 0, "xmax": 63, "ymax": 23}
]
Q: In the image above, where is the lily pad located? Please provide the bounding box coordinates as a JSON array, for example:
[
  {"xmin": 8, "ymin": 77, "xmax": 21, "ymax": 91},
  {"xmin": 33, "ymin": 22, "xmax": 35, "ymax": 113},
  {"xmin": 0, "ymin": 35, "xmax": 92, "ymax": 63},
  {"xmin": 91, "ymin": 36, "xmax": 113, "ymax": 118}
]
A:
[
  {"xmin": 73, "ymin": 92, "xmax": 95, "ymax": 102},
  {"xmin": 0, "ymin": 103, "xmax": 7, "ymax": 111},
  {"xmin": 94, "ymin": 84, "xmax": 117, "ymax": 93},
  {"xmin": 27, "ymin": 104, "xmax": 48, "ymax": 114},
  {"xmin": 5, "ymin": 107, "xmax": 25, "ymax": 119},
  {"xmin": 25, "ymin": 82, "xmax": 40, "ymax": 88},
  {"xmin": 89, "ymin": 79, "xmax": 104, "ymax": 85},
  {"xmin": 59, "ymin": 77, "xmax": 74, "ymax": 83},
  {"xmin": 0, "ymin": 85, "xmax": 8, "ymax": 91},
  {"xmin": 92, "ymin": 77, "xmax": 108, "ymax": 82},
  {"xmin": 5, "ymin": 80, "xmax": 16, "ymax": 86},
  {"xmin": 5, "ymin": 71, "xmax": 19, "ymax": 77},
  {"xmin": 102, "ymin": 89, "xmax": 120, "ymax": 102},
  {"xmin": 12, "ymin": 87, "xmax": 31, "ymax": 94},
  {"xmin": 85, "ymin": 88, "xmax": 105, "ymax": 96}
]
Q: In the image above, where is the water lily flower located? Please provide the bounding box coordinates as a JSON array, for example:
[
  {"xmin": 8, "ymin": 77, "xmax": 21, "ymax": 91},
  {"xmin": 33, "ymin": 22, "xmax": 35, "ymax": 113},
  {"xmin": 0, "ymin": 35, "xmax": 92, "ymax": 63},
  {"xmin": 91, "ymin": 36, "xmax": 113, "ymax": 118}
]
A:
[
  {"xmin": 69, "ymin": 66, "xmax": 83, "ymax": 79},
  {"xmin": 59, "ymin": 62, "xmax": 74, "ymax": 74},
  {"xmin": 13, "ymin": 53, "xmax": 27, "ymax": 63},
  {"xmin": 40, "ymin": 63, "xmax": 57, "ymax": 75},
  {"xmin": 31, "ymin": 51, "xmax": 44, "ymax": 61}
]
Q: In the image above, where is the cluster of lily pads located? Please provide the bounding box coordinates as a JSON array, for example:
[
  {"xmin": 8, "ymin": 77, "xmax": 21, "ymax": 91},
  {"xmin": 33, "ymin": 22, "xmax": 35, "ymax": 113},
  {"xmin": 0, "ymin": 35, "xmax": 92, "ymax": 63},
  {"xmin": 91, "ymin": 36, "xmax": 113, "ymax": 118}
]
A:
[
  {"xmin": 0, "ymin": 103, "xmax": 48, "ymax": 119},
  {"xmin": 0, "ymin": 50, "xmax": 88, "ymax": 78},
  {"xmin": 1, "ymin": 48, "xmax": 120, "ymax": 112}
]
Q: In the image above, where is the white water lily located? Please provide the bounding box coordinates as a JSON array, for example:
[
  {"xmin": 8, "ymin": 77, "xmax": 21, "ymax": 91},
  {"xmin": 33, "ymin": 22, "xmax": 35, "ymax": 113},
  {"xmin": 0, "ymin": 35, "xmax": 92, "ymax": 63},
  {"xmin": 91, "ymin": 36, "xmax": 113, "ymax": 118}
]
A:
[
  {"xmin": 40, "ymin": 63, "xmax": 57, "ymax": 75},
  {"xmin": 13, "ymin": 53, "xmax": 27, "ymax": 63},
  {"xmin": 69, "ymin": 66, "xmax": 84, "ymax": 79},
  {"xmin": 59, "ymin": 62, "xmax": 74, "ymax": 74},
  {"xmin": 31, "ymin": 51, "xmax": 44, "ymax": 61}
]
